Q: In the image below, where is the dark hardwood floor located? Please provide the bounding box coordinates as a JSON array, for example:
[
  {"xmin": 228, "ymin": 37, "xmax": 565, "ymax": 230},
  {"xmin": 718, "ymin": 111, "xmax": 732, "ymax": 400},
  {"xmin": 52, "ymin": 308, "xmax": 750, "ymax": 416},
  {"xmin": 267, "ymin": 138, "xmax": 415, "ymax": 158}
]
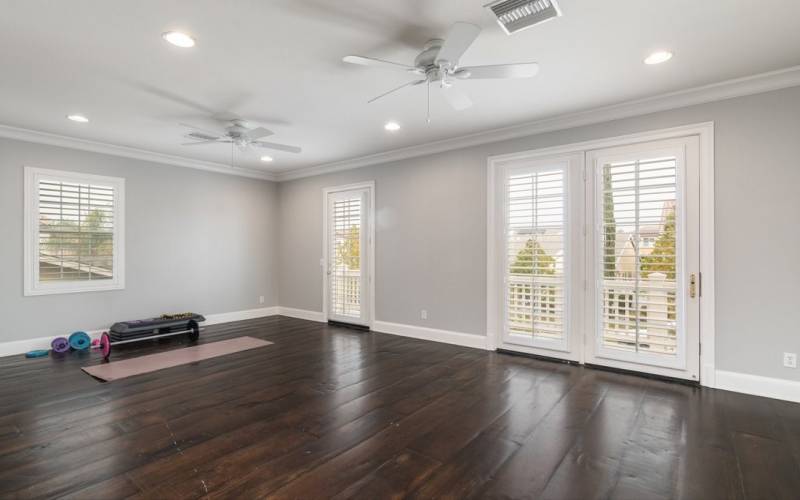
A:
[{"xmin": 1, "ymin": 316, "xmax": 799, "ymax": 499}]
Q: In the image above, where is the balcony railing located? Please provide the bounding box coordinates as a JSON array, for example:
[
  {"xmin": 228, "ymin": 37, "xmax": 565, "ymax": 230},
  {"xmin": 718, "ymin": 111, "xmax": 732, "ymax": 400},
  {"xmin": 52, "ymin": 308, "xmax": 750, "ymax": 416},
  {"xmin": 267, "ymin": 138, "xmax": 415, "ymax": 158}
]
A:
[
  {"xmin": 331, "ymin": 267, "xmax": 361, "ymax": 317},
  {"xmin": 506, "ymin": 273, "xmax": 677, "ymax": 355}
]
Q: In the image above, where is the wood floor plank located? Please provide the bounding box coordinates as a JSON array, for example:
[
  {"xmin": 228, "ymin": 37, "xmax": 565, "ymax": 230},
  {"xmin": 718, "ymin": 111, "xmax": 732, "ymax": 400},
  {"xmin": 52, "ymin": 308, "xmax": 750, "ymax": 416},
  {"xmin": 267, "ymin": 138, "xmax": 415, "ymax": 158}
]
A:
[
  {"xmin": 331, "ymin": 450, "xmax": 442, "ymax": 500},
  {"xmin": 733, "ymin": 431, "xmax": 800, "ymax": 500},
  {"xmin": 0, "ymin": 316, "xmax": 797, "ymax": 499}
]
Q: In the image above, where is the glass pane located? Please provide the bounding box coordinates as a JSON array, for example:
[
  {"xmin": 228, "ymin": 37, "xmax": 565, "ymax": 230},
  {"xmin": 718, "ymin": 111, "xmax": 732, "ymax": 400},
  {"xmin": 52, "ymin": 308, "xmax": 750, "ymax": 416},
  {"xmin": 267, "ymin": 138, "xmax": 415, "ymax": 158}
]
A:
[
  {"xmin": 506, "ymin": 167, "xmax": 566, "ymax": 341},
  {"xmin": 330, "ymin": 197, "xmax": 361, "ymax": 318},
  {"xmin": 600, "ymin": 157, "xmax": 678, "ymax": 355},
  {"xmin": 38, "ymin": 180, "xmax": 114, "ymax": 282}
]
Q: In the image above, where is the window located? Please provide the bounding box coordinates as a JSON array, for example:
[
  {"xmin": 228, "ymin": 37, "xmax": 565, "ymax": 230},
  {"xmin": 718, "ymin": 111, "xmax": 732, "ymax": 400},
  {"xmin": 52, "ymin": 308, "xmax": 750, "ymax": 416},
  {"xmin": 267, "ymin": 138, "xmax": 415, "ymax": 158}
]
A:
[
  {"xmin": 597, "ymin": 154, "xmax": 679, "ymax": 356},
  {"xmin": 330, "ymin": 195, "xmax": 362, "ymax": 319},
  {"xmin": 504, "ymin": 162, "xmax": 568, "ymax": 346},
  {"xmin": 24, "ymin": 167, "xmax": 125, "ymax": 295}
]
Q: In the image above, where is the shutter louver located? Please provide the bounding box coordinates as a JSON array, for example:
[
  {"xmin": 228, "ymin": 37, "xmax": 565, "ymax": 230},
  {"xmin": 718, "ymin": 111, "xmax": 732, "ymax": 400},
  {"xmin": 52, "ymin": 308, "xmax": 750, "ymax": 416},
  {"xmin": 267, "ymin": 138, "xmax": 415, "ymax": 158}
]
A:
[
  {"xmin": 599, "ymin": 156, "xmax": 678, "ymax": 355},
  {"xmin": 505, "ymin": 165, "xmax": 566, "ymax": 341},
  {"xmin": 330, "ymin": 197, "xmax": 362, "ymax": 319},
  {"xmin": 38, "ymin": 180, "xmax": 115, "ymax": 282}
]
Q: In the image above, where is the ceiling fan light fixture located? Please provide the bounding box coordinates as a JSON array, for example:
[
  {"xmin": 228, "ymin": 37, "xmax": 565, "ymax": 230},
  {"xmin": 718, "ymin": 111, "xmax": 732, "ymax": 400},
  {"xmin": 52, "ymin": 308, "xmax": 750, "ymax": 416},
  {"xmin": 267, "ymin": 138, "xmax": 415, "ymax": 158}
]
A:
[
  {"xmin": 162, "ymin": 31, "xmax": 196, "ymax": 48},
  {"xmin": 384, "ymin": 121, "xmax": 401, "ymax": 132},
  {"xmin": 486, "ymin": 0, "xmax": 562, "ymax": 35},
  {"xmin": 260, "ymin": 155, "xmax": 274, "ymax": 162}
]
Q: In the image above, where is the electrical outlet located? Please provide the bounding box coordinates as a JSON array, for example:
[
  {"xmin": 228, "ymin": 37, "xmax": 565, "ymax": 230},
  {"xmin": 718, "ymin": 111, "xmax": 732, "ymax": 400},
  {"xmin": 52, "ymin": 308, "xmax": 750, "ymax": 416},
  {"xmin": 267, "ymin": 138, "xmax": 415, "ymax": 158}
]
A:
[
  {"xmin": 259, "ymin": 296, "xmax": 265, "ymax": 305},
  {"xmin": 420, "ymin": 309, "xmax": 428, "ymax": 320},
  {"xmin": 783, "ymin": 352, "xmax": 797, "ymax": 368}
]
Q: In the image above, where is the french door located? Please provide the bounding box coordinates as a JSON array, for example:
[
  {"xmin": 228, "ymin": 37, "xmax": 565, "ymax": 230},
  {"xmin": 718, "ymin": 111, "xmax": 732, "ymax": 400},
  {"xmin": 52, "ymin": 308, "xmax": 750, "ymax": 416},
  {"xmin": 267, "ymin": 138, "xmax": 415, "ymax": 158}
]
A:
[
  {"xmin": 495, "ymin": 153, "xmax": 584, "ymax": 362},
  {"xmin": 585, "ymin": 138, "xmax": 699, "ymax": 380},
  {"xmin": 324, "ymin": 183, "xmax": 374, "ymax": 327},
  {"xmin": 492, "ymin": 136, "xmax": 701, "ymax": 381}
]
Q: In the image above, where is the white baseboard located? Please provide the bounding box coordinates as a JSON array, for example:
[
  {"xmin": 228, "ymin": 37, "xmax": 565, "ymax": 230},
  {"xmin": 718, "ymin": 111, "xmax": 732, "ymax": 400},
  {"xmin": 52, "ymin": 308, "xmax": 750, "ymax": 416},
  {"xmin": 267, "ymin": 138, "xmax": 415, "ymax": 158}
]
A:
[
  {"xmin": 6, "ymin": 307, "xmax": 797, "ymax": 405},
  {"xmin": 373, "ymin": 320, "xmax": 490, "ymax": 350},
  {"xmin": 204, "ymin": 307, "xmax": 279, "ymax": 325},
  {"xmin": 0, "ymin": 306, "xmax": 279, "ymax": 358},
  {"xmin": 0, "ymin": 329, "xmax": 106, "ymax": 358},
  {"xmin": 275, "ymin": 307, "xmax": 326, "ymax": 322},
  {"xmin": 715, "ymin": 369, "xmax": 800, "ymax": 403},
  {"xmin": 270, "ymin": 311, "xmax": 489, "ymax": 351}
]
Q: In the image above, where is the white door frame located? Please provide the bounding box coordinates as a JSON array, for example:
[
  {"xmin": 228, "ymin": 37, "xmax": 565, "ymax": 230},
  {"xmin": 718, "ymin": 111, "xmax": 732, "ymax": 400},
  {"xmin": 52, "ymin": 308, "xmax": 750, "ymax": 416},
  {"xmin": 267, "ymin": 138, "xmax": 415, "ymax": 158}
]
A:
[
  {"xmin": 490, "ymin": 153, "xmax": 585, "ymax": 362},
  {"xmin": 322, "ymin": 181, "xmax": 376, "ymax": 328},
  {"xmin": 487, "ymin": 122, "xmax": 716, "ymax": 387},
  {"xmin": 584, "ymin": 137, "xmax": 700, "ymax": 381}
]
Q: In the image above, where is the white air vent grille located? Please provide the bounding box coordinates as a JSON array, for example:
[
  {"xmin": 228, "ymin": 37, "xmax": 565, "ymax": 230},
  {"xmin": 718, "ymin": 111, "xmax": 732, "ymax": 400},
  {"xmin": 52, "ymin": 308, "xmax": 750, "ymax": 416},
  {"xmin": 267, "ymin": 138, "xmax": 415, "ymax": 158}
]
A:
[{"xmin": 486, "ymin": 0, "xmax": 562, "ymax": 35}]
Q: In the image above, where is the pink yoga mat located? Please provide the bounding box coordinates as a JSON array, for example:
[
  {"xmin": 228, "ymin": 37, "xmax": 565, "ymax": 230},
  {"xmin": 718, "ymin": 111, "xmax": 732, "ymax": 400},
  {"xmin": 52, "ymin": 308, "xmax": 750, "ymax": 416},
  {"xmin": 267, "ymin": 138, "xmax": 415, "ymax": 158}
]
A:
[{"xmin": 82, "ymin": 336, "xmax": 273, "ymax": 382}]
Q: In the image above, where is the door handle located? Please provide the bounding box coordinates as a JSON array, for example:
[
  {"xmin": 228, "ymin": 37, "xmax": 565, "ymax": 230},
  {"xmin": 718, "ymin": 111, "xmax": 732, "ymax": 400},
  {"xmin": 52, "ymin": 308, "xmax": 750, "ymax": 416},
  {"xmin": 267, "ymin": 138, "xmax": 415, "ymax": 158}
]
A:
[{"xmin": 689, "ymin": 273, "xmax": 697, "ymax": 298}]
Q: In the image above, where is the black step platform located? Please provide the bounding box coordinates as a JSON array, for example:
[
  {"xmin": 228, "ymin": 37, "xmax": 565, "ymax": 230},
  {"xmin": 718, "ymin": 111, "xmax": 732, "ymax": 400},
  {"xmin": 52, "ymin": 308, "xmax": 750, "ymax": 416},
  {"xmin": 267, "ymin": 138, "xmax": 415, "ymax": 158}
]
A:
[{"xmin": 110, "ymin": 313, "xmax": 205, "ymax": 340}]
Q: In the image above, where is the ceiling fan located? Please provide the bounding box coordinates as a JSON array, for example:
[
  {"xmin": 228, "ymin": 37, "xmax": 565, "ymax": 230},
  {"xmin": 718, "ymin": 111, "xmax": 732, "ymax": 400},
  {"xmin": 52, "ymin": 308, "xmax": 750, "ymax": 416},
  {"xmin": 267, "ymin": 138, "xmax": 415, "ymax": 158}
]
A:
[
  {"xmin": 343, "ymin": 22, "xmax": 539, "ymax": 121},
  {"xmin": 180, "ymin": 113, "xmax": 302, "ymax": 154}
]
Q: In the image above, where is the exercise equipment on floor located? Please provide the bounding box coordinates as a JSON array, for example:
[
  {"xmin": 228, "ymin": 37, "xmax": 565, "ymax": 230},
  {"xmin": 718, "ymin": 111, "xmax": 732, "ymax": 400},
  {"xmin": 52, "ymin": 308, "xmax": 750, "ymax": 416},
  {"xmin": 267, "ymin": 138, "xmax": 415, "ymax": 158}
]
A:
[
  {"xmin": 51, "ymin": 337, "xmax": 70, "ymax": 353},
  {"xmin": 100, "ymin": 312, "xmax": 206, "ymax": 361},
  {"xmin": 69, "ymin": 331, "xmax": 91, "ymax": 351}
]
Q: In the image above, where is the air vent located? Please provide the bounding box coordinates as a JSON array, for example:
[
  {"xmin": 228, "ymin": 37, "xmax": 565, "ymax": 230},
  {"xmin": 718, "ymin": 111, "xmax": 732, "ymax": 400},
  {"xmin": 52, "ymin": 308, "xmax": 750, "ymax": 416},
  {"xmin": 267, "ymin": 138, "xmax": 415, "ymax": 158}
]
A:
[{"xmin": 485, "ymin": 0, "xmax": 562, "ymax": 35}]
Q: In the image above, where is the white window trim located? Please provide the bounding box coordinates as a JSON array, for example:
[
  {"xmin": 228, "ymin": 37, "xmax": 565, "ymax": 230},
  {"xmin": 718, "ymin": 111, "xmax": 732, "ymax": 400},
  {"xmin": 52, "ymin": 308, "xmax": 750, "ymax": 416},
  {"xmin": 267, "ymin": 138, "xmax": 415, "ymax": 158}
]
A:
[
  {"xmin": 487, "ymin": 122, "xmax": 715, "ymax": 387},
  {"xmin": 321, "ymin": 181, "xmax": 376, "ymax": 328},
  {"xmin": 24, "ymin": 166, "xmax": 126, "ymax": 296}
]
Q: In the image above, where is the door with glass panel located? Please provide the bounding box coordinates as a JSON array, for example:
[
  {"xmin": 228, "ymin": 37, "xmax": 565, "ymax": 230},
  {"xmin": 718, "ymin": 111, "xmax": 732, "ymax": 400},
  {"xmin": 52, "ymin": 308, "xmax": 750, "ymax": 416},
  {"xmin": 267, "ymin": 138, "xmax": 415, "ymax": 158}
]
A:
[
  {"xmin": 497, "ymin": 154, "xmax": 583, "ymax": 361},
  {"xmin": 325, "ymin": 185, "xmax": 372, "ymax": 327},
  {"xmin": 586, "ymin": 137, "xmax": 700, "ymax": 380}
]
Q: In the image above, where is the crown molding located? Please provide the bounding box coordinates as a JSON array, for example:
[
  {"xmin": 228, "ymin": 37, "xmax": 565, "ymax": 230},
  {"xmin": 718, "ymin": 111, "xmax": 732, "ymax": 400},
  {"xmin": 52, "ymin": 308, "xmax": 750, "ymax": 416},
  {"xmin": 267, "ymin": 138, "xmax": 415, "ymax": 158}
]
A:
[
  {"xmin": 2, "ymin": 66, "xmax": 799, "ymax": 183},
  {"xmin": 0, "ymin": 124, "xmax": 277, "ymax": 181},
  {"xmin": 274, "ymin": 64, "xmax": 800, "ymax": 182}
]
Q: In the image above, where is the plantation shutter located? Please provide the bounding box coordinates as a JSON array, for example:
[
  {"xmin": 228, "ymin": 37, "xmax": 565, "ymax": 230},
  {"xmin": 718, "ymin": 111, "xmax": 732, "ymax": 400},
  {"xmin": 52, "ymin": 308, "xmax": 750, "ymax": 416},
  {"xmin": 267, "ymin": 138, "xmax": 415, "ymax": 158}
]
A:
[
  {"xmin": 38, "ymin": 179, "xmax": 115, "ymax": 282},
  {"xmin": 329, "ymin": 195, "xmax": 362, "ymax": 319},
  {"xmin": 598, "ymin": 155, "xmax": 678, "ymax": 355},
  {"xmin": 505, "ymin": 164, "xmax": 566, "ymax": 342}
]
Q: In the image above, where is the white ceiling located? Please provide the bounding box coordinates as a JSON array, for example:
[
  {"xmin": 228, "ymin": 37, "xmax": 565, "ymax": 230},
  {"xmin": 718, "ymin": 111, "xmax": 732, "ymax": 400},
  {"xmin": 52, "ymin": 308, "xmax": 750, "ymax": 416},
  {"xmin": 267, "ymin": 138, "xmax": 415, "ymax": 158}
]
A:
[{"xmin": 1, "ymin": 0, "xmax": 799, "ymax": 175}]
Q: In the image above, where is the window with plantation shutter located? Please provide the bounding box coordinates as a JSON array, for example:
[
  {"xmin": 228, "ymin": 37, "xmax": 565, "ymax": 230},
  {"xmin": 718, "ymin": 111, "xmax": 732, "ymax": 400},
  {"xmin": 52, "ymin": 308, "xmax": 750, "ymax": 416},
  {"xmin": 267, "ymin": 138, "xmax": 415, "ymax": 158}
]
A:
[
  {"xmin": 597, "ymin": 155, "xmax": 679, "ymax": 356},
  {"xmin": 24, "ymin": 167, "xmax": 125, "ymax": 295},
  {"xmin": 504, "ymin": 163, "xmax": 567, "ymax": 346},
  {"xmin": 330, "ymin": 196, "xmax": 362, "ymax": 319}
]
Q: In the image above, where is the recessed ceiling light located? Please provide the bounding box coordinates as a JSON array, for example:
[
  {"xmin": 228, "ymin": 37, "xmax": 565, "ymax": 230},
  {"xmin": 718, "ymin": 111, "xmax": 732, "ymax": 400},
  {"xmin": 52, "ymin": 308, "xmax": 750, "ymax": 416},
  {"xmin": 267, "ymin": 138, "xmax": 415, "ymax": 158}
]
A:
[
  {"xmin": 384, "ymin": 121, "xmax": 401, "ymax": 132},
  {"xmin": 644, "ymin": 50, "xmax": 673, "ymax": 65},
  {"xmin": 162, "ymin": 31, "xmax": 196, "ymax": 48},
  {"xmin": 260, "ymin": 155, "xmax": 274, "ymax": 163},
  {"xmin": 66, "ymin": 114, "xmax": 89, "ymax": 123}
]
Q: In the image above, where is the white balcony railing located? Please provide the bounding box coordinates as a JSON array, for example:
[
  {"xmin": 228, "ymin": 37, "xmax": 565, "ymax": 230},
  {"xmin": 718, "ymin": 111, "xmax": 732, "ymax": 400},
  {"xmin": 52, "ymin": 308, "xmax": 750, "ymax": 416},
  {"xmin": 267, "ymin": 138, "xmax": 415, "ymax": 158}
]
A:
[
  {"xmin": 331, "ymin": 267, "xmax": 361, "ymax": 317},
  {"xmin": 506, "ymin": 273, "xmax": 677, "ymax": 355}
]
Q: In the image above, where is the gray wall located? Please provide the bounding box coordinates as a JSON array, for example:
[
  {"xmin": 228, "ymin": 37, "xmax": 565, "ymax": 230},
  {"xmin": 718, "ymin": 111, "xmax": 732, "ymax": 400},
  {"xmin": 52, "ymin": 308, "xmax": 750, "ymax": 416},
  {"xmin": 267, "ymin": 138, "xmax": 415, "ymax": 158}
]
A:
[
  {"xmin": 0, "ymin": 138, "xmax": 279, "ymax": 342},
  {"xmin": 277, "ymin": 85, "xmax": 800, "ymax": 382}
]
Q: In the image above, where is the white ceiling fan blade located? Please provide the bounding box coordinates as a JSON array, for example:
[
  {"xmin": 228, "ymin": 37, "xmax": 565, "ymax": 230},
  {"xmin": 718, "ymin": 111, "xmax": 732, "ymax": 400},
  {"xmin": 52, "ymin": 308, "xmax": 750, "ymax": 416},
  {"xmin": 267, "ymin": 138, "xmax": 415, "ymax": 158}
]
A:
[
  {"xmin": 455, "ymin": 63, "xmax": 540, "ymax": 79},
  {"xmin": 343, "ymin": 55, "xmax": 421, "ymax": 74},
  {"xmin": 181, "ymin": 140, "xmax": 221, "ymax": 146},
  {"xmin": 441, "ymin": 85, "xmax": 472, "ymax": 111},
  {"xmin": 179, "ymin": 123, "xmax": 224, "ymax": 138},
  {"xmin": 252, "ymin": 141, "xmax": 302, "ymax": 154},
  {"xmin": 246, "ymin": 126, "xmax": 273, "ymax": 141},
  {"xmin": 435, "ymin": 22, "xmax": 481, "ymax": 67},
  {"xmin": 211, "ymin": 111, "xmax": 244, "ymax": 123},
  {"xmin": 368, "ymin": 79, "xmax": 427, "ymax": 104}
]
